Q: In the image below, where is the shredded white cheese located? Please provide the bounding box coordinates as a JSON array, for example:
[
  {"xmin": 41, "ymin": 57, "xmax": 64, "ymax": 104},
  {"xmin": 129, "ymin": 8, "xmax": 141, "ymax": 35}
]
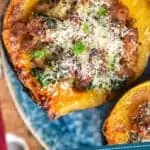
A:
[{"xmin": 44, "ymin": 0, "xmax": 127, "ymax": 90}]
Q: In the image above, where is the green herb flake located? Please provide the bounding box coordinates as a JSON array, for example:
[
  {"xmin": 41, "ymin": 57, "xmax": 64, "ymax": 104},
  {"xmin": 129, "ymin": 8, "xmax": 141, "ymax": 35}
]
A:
[
  {"xmin": 109, "ymin": 55, "xmax": 117, "ymax": 71},
  {"xmin": 30, "ymin": 68, "xmax": 53, "ymax": 87},
  {"xmin": 39, "ymin": 78, "xmax": 50, "ymax": 87},
  {"xmin": 97, "ymin": 7, "xmax": 107, "ymax": 16},
  {"xmin": 30, "ymin": 68, "xmax": 43, "ymax": 81},
  {"xmin": 31, "ymin": 50, "xmax": 45, "ymax": 60},
  {"xmin": 110, "ymin": 61, "xmax": 116, "ymax": 71},
  {"xmin": 83, "ymin": 23, "xmax": 89, "ymax": 33},
  {"xmin": 72, "ymin": 41, "xmax": 86, "ymax": 55}
]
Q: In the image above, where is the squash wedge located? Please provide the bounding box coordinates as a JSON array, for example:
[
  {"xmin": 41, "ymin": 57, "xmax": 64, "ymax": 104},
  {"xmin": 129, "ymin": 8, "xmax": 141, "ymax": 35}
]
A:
[
  {"xmin": 104, "ymin": 81, "xmax": 150, "ymax": 144},
  {"xmin": 118, "ymin": 0, "xmax": 150, "ymax": 81}
]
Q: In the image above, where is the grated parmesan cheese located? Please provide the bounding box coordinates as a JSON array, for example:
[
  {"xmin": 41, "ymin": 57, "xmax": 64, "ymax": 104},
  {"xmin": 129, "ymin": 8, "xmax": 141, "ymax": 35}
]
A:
[{"xmin": 43, "ymin": 0, "xmax": 128, "ymax": 90}]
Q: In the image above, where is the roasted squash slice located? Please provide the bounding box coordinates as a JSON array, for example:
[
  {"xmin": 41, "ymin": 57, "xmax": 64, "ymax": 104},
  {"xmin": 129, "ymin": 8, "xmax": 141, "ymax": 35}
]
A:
[
  {"xmin": 2, "ymin": 0, "xmax": 150, "ymax": 118},
  {"xmin": 104, "ymin": 81, "xmax": 150, "ymax": 144},
  {"xmin": 119, "ymin": 0, "xmax": 150, "ymax": 81}
]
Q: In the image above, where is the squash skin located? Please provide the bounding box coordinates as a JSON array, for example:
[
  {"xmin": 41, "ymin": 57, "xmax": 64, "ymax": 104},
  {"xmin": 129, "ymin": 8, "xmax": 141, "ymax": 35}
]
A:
[
  {"xmin": 2, "ymin": 0, "xmax": 150, "ymax": 118},
  {"xmin": 104, "ymin": 81, "xmax": 150, "ymax": 144}
]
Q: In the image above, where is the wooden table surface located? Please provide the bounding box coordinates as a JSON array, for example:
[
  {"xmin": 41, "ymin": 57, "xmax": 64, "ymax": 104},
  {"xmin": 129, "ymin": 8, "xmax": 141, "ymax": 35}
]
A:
[{"xmin": 0, "ymin": 78, "xmax": 43, "ymax": 150}]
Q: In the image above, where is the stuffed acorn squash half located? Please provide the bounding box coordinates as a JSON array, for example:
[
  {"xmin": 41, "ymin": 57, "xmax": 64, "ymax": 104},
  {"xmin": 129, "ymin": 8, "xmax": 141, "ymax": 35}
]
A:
[
  {"xmin": 104, "ymin": 81, "xmax": 150, "ymax": 144},
  {"xmin": 2, "ymin": 0, "xmax": 150, "ymax": 118}
]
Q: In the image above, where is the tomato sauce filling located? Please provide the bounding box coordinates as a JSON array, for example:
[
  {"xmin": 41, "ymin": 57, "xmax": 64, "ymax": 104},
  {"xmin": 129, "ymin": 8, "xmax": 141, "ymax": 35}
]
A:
[
  {"xmin": 8, "ymin": 0, "xmax": 138, "ymax": 92},
  {"xmin": 130, "ymin": 102, "xmax": 150, "ymax": 142}
]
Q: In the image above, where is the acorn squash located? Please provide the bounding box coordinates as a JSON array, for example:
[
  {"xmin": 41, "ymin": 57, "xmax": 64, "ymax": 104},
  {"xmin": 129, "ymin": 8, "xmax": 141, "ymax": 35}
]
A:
[
  {"xmin": 104, "ymin": 81, "xmax": 150, "ymax": 144},
  {"xmin": 2, "ymin": 0, "xmax": 150, "ymax": 118}
]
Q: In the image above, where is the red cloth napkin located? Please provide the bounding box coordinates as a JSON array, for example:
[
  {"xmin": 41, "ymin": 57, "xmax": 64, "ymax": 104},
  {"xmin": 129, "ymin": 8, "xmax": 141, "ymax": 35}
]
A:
[{"xmin": 0, "ymin": 110, "xmax": 7, "ymax": 150}]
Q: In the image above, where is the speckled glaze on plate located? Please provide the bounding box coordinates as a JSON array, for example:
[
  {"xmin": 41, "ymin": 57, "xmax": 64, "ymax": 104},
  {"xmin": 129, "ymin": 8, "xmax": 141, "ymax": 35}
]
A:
[{"xmin": 1, "ymin": 44, "xmax": 150, "ymax": 150}]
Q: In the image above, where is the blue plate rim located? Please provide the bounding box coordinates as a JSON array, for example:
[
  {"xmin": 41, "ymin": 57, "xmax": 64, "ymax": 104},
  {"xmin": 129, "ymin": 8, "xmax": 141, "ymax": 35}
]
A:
[{"xmin": 1, "ymin": 49, "xmax": 49, "ymax": 149}]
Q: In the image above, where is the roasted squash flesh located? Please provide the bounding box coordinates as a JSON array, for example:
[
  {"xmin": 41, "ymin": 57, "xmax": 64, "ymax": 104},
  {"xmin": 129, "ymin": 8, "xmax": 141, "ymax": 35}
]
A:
[
  {"xmin": 119, "ymin": 0, "xmax": 150, "ymax": 80},
  {"xmin": 104, "ymin": 81, "xmax": 150, "ymax": 144}
]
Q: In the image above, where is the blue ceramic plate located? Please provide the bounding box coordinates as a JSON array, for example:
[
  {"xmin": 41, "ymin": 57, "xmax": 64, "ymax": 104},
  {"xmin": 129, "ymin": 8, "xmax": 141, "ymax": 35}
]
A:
[{"xmin": 1, "ymin": 44, "xmax": 150, "ymax": 150}]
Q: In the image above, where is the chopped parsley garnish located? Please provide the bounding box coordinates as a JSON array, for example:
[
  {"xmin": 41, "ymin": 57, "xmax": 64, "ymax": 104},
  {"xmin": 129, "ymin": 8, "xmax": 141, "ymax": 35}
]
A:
[
  {"xmin": 110, "ymin": 60, "xmax": 116, "ymax": 71},
  {"xmin": 109, "ymin": 55, "xmax": 117, "ymax": 71},
  {"xmin": 72, "ymin": 41, "xmax": 86, "ymax": 55},
  {"xmin": 31, "ymin": 50, "xmax": 45, "ymax": 60},
  {"xmin": 30, "ymin": 68, "xmax": 48, "ymax": 86},
  {"xmin": 97, "ymin": 7, "xmax": 107, "ymax": 16},
  {"xmin": 83, "ymin": 23, "xmax": 89, "ymax": 33},
  {"xmin": 30, "ymin": 68, "xmax": 56, "ymax": 87}
]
